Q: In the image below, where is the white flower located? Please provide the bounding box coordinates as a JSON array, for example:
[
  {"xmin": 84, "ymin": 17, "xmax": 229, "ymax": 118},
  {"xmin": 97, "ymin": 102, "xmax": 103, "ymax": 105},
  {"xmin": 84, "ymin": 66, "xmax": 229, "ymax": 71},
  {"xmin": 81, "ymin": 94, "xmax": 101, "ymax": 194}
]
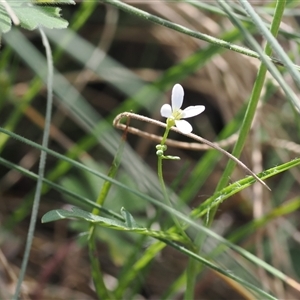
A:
[{"xmin": 160, "ymin": 83, "xmax": 205, "ymax": 134}]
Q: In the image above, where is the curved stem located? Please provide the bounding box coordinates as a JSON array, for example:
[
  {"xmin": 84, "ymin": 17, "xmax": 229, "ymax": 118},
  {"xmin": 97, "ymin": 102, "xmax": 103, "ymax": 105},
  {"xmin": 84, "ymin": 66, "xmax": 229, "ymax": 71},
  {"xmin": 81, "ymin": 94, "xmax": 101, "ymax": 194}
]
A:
[
  {"xmin": 114, "ymin": 112, "xmax": 270, "ymax": 191},
  {"xmin": 13, "ymin": 28, "xmax": 53, "ymax": 300}
]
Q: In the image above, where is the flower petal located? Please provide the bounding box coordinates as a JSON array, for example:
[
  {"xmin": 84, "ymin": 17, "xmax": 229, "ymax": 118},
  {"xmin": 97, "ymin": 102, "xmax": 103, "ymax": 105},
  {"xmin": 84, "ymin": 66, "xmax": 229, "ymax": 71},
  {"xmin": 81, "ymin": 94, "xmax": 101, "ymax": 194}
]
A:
[
  {"xmin": 171, "ymin": 84, "xmax": 184, "ymax": 111},
  {"xmin": 182, "ymin": 105, "xmax": 205, "ymax": 118},
  {"xmin": 175, "ymin": 120, "xmax": 193, "ymax": 134},
  {"xmin": 160, "ymin": 104, "xmax": 172, "ymax": 118}
]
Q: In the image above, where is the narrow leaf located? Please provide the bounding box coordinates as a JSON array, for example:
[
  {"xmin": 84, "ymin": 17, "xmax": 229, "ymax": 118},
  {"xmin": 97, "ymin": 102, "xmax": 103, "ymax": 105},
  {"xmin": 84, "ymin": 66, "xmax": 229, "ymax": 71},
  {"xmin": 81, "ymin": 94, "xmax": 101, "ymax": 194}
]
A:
[{"xmin": 42, "ymin": 207, "xmax": 189, "ymax": 243}]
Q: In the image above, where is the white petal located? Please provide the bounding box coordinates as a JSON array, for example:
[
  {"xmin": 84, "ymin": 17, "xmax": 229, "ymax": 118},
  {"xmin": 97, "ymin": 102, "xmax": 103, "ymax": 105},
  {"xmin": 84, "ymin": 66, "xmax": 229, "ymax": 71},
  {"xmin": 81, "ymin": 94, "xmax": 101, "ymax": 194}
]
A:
[
  {"xmin": 182, "ymin": 105, "xmax": 205, "ymax": 118},
  {"xmin": 160, "ymin": 104, "xmax": 172, "ymax": 118},
  {"xmin": 175, "ymin": 120, "xmax": 192, "ymax": 134},
  {"xmin": 171, "ymin": 84, "xmax": 184, "ymax": 110}
]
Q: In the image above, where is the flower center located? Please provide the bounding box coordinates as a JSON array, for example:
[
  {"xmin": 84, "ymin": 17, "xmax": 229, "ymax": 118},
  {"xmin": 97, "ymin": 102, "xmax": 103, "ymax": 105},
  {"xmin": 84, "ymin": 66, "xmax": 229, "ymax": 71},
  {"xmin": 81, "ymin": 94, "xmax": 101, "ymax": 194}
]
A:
[{"xmin": 172, "ymin": 109, "xmax": 183, "ymax": 120}]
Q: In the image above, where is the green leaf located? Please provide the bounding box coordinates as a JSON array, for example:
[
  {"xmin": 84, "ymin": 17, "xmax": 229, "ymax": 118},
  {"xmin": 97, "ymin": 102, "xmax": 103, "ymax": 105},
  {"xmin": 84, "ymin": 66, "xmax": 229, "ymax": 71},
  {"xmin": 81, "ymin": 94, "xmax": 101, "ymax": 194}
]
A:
[
  {"xmin": 42, "ymin": 207, "xmax": 189, "ymax": 244},
  {"xmin": 15, "ymin": 6, "xmax": 69, "ymax": 30},
  {"xmin": 0, "ymin": 0, "xmax": 75, "ymax": 32},
  {"xmin": 42, "ymin": 206, "xmax": 127, "ymax": 229},
  {"xmin": 0, "ymin": 6, "xmax": 11, "ymax": 33}
]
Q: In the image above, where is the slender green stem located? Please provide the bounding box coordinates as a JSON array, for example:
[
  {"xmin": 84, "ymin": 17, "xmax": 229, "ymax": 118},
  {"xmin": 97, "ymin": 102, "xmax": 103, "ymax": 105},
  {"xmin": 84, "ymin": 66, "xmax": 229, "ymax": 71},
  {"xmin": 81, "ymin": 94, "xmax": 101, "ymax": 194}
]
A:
[
  {"xmin": 13, "ymin": 28, "xmax": 53, "ymax": 300},
  {"xmin": 157, "ymin": 148, "xmax": 188, "ymax": 241},
  {"xmin": 157, "ymin": 125, "xmax": 196, "ymax": 297},
  {"xmin": 100, "ymin": 0, "xmax": 300, "ymax": 71},
  {"xmin": 239, "ymin": 0, "xmax": 300, "ymax": 89},
  {"xmin": 232, "ymin": 0, "xmax": 300, "ymax": 112},
  {"xmin": 184, "ymin": 257, "xmax": 197, "ymax": 300},
  {"xmin": 184, "ymin": 224, "xmax": 205, "ymax": 300},
  {"xmin": 87, "ymin": 129, "xmax": 126, "ymax": 299},
  {"xmin": 88, "ymin": 227, "xmax": 112, "ymax": 299},
  {"xmin": 93, "ymin": 130, "xmax": 125, "ymax": 214},
  {"xmin": 206, "ymin": 0, "xmax": 286, "ymax": 226},
  {"xmin": 157, "ymin": 125, "xmax": 191, "ymax": 241},
  {"xmin": 161, "ymin": 126, "xmax": 170, "ymax": 145},
  {"xmin": 88, "ymin": 219, "xmax": 111, "ymax": 299}
]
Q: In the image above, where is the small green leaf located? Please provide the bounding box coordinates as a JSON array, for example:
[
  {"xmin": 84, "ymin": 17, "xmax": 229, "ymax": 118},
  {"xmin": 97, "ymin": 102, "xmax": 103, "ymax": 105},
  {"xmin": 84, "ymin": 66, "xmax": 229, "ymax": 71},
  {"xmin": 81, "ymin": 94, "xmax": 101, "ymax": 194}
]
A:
[
  {"xmin": 121, "ymin": 207, "xmax": 138, "ymax": 229},
  {"xmin": 42, "ymin": 206, "xmax": 127, "ymax": 229}
]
